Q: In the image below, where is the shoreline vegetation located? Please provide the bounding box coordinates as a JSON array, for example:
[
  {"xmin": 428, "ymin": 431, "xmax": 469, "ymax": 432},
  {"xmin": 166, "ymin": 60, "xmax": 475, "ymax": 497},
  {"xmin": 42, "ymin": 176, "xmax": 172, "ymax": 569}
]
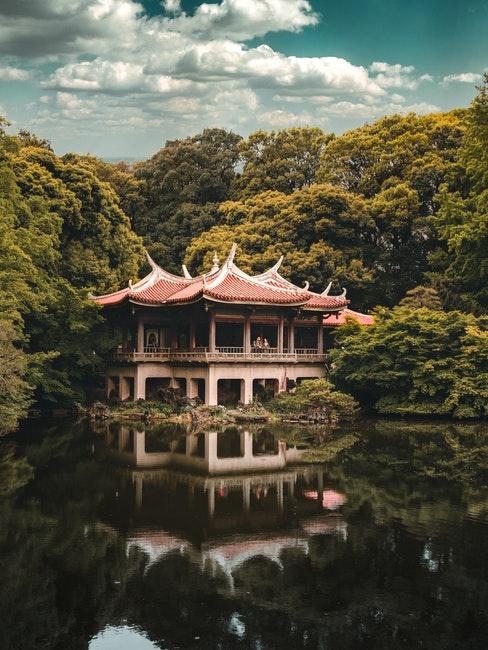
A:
[{"xmin": 1, "ymin": 74, "xmax": 488, "ymax": 436}]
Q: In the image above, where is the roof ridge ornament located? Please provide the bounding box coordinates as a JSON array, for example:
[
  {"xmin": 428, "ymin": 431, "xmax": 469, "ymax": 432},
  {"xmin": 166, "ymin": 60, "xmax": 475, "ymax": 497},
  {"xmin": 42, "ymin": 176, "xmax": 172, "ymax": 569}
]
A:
[
  {"xmin": 182, "ymin": 264, "xmax": 192, "ymax": 279},
  {"xmin": 128, "ymin": 279, "xmax": 133, "ymax": 289},
  {"xmin": 210, "ymin": 251, "xmax": 220, "ymax": 273},
  {"xmin": 145, "ymin": 250, "xmax": 159, "ymax": 271},
  {"xmin": 302, "ymin": 281, "xmax": 309, "ymax": 291},
  {"xmin": 321, "ymin": 281, "xmax": 332, "ymax": 296},
  {"xmin": 226, "ymin": 242, "xmax": 238, "ymax": 268},
  {"xmin": 339, "ymin": 287, "xmax": 347, "ymax": 298}
]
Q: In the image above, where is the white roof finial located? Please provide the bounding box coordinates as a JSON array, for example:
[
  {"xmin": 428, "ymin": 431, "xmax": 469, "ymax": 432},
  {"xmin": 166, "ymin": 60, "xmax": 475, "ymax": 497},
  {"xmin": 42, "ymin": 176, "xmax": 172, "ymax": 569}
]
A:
[
  {"xmin": 339, "ymin": 287, "xmax": 347, "ymax": 298},
  {"xmin": 182, "ymin": 264, "xmax": 192, "ymax": 279},
  {"xmin": 145, "ymin": 250, "xmax": 159, "ymax": 271},
  {"xmin": 226, "ymin": 242, "xmax": 238, "ymax": 268},
  {"xmin": 321, "ymin": 281, "xmax": 332, "ymax": 296},
  {"xmin": 210, "ymin": 251, "xmax": 220, "ymax": 273}
]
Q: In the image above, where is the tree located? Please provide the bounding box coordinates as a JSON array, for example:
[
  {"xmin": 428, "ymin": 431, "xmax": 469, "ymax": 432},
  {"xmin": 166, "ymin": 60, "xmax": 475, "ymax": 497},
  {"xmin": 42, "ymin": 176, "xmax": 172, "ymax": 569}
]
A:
[
  {"xmin": 0, "ymin": 119, "xmax": 144, "ymax": 409},
  {"xmin": 234, "ymin": 127, "xmax": 333, "ymax": 198},
  {"xmin": 430, "ymin": 74, "xmax": 488, "ymax": 314},
  {"xmin": 330, "ymin": 307, "xmax": 488, "ymax": 418},
  {"xmin": 0, "ymin": 322, "xmax": 32, "ymax": 434},
  {"xmin": 134, "ymin": 128, "xmax": 242, "ymax": 271},
  {"xmin": 399, "ymin": 286, "xmax": 443, "ymax": 309},
  {"xmin": 185, "ymin": 184, "xmax": 375, "ymax": 305}
]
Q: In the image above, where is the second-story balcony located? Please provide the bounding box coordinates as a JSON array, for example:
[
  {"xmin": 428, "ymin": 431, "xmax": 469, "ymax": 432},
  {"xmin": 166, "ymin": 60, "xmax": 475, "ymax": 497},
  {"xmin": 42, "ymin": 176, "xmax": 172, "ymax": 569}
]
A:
[{"xmin": 113, "ymin": 346, "xmax": 328, "ymax": 364}]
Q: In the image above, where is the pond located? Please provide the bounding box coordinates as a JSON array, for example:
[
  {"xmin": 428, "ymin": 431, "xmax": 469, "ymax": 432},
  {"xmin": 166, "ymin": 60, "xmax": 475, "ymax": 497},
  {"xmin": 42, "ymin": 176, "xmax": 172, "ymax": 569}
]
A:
[{"xmin": 0, "ymin": 418, "xmax": 487, "ymax": 649}]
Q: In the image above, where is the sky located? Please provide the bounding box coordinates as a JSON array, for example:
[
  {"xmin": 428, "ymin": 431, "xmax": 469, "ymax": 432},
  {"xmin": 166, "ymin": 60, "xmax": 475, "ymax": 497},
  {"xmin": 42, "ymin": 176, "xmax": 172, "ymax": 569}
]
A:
[{"xmin": 0, "ymin": 0, "xmax": 486, "ymax": 159}]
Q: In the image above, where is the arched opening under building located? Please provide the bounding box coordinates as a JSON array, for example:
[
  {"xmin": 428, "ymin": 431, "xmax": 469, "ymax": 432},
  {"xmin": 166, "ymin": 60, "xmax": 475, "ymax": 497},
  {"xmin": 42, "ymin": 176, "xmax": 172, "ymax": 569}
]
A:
[
  {"xmin": 252, "ymin": 378, "xmax": 279, "ymax": 402},
  {"xmin": 217, "ymin": 379, "xmax": 242, "ymax": 405},
  {"xmin": 145, "ymin": 377, "xmax": 171, "ymax": 400}
]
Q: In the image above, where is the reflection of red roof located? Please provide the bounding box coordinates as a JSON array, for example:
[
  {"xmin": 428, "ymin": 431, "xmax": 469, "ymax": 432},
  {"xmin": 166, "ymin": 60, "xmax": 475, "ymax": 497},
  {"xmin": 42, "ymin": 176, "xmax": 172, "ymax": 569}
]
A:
[
  {"xmin": 323, "ymin": 308, "xmax": 373, "ymax": 327},
  {"xmin": 92, "ymin": 244, "xmax": 349, "ymax": 312}
]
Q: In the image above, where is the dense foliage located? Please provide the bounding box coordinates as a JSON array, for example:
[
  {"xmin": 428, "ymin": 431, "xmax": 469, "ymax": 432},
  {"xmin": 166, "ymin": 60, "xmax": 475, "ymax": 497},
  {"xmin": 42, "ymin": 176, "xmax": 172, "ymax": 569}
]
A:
[
  {"xmin": 185, "ymin": 112, "xmax": 466, "ymax": 307},
  {"xmin": 0, "ymin": 119, "xmax": 144, "ymax": 421},
  {"xmin": 430, "ymin": 73, "xmax": 488, "ymax": 314},
  {"xmin": 269, "ymin": 378, "xmax": 358, "ymax": 423},
  {"xmin": 331, "ymin": 307, "xmax": 488, "ymax": 418}
]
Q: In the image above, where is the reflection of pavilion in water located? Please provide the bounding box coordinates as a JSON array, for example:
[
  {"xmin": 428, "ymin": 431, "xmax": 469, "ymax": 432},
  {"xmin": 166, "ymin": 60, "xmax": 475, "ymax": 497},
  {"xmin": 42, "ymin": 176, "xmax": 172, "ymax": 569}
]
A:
[{"xmin": 100, "ymin": 425, "xmax": 347, "ymax": 583}]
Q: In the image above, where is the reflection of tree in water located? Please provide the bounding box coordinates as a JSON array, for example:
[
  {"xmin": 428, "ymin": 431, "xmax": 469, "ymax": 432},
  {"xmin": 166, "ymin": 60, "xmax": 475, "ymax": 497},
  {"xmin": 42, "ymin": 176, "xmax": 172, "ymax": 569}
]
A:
[{"xmin": 0, "ymin": 419, "xmax": 487, "ymax": 649}]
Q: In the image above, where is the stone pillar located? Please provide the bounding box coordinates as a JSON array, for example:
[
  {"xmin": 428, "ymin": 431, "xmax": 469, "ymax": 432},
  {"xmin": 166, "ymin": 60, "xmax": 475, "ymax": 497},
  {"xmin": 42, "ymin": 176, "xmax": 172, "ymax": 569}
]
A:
[
  {"xmin": 119, "ymin": 376, "xmax": 130, "ymax": 401},
  {"xmin": 240, "ymin": 377, "xmax": 253, "ymax": 405},
  {"xmin": 205, "ymin": 370, "xmax": 218, "ymax": 405},
  {"xmin": 137, "ymin": 316, "xmax": 144, "ymax": 353},
  {"xmin": 243, "ymin": 430, "xmax": 253, "ymax": 458},
  {"xmin": 169, "ymin": 376, "xmax": 179, "ymax": 389},
  {"xmin": 189, "ymin": 321, "xmax": 196, "ymax": 349},
  {"xmin": 206, "ymin": 431, "xmax": 218, "ymax": 472},
  {"xmin": 242, "ymin": 480, "xmax": 251, "ymax": 512},
  {"xmin": 134, "ymin": 369, "xmax": 146, "ymax": 400},
  {"xmin": 134, "ymin": 475, "xmax": 143, "ymax": 510},
  {"xmin": 208, "ymin": 311, "xmax": 216, "ymax": 353},
  {"xmin": 277, "ymin": 480, "xmax": 284, "ymax": 512},
  {"xmin": 187, "ymin": 378, "xmax": 199, "ymax": 399},
  {"xmin": 119, "ymin": 424, "xmax": 130, "ymax": 451},
  {"xmin": 207, "ymin": 484, "xmax": 215, "ymax": 518},
  {"xmin": 106, "ymin": 375, "xmax": 115, "ymax": 398},
  {"xmin": 135, "ymin": 430, "xmax": 145, "ymax": 464},
  {"xmin": 317, "ymin": 319, "xmax": 324, "ymax": 354},
  {"xmin": 244, "ymin": 315, "xmax": 251, "ymax": 353},
  {"xmin": 278, "ymin": 314, "xmax": 284, "ymax": 353},
  {"xmin": 288, "ymin": 318, "xmax": 295, "ymax": 353}
]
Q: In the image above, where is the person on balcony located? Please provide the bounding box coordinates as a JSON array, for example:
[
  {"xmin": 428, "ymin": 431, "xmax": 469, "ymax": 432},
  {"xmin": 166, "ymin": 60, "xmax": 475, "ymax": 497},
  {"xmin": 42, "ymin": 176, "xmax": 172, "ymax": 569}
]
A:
[{"xmin": 263, "ymin": 338, "xmax": 270, "ymax": 352}]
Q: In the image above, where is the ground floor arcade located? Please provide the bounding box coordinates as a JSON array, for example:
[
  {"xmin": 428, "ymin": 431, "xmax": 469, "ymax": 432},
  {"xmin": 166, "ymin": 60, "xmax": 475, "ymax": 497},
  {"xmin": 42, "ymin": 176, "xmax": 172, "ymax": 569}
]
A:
[{"xmin": 106, "ymin": 360, "xmax": 325, "ymax": 405}]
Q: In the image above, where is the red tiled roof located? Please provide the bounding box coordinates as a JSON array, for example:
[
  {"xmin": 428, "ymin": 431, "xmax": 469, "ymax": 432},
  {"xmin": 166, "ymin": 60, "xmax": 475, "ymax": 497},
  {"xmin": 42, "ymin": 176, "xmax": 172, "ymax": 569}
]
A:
[
  {"xmin": 91, "ymin": 245, "xmax": 349, "ymax": 311},
  {"xmin": 323, "ymin": 308, "xmax": 374, "ymax": 326}
]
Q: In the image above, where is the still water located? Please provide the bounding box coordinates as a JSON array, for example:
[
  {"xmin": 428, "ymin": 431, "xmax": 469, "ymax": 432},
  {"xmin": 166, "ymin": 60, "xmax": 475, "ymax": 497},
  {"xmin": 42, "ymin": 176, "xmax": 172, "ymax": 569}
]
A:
[{"xmin": 1, "ymin": 418, "xmax": 487, "ymax": 649}]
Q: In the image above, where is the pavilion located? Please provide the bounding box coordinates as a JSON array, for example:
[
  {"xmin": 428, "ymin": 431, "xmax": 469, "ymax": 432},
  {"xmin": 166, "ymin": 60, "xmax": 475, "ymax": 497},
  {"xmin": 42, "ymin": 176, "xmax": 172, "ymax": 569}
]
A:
[{"xmin": 91, "ymin": 243, "xmax": 369, "ymax": 405}]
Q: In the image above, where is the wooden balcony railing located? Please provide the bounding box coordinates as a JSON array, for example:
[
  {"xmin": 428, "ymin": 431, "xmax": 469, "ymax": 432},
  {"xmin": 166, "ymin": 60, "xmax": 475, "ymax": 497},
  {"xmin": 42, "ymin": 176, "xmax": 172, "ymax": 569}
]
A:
[{"xmin": 113, "ymin": 346, "xmax": 327, "ymax": 363}]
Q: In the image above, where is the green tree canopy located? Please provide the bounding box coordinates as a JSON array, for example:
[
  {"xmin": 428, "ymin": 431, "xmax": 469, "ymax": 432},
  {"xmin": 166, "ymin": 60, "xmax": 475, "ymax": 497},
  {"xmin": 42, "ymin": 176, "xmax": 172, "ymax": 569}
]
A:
[
  {"xmin": 234, "ymin": 127, "xmax": 333, "ymax": 198},
  {"xmin": 430, "ymin": 74, "xmax": 488, "ymax": 314},
  {"xmin": 185, "ymin": 183, "xmax": 375, "ymax": 303},
  {"xmin": 134, "ymin": 128, "xmax": 242, "ymax": 271},
  {"xmin": 330, "ymin": 307, "xmax": 488, "ymax": 419}
]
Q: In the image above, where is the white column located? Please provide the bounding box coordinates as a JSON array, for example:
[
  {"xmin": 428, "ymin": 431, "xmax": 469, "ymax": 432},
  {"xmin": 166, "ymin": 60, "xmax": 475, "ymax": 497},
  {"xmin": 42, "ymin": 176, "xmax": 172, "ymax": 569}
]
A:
[
  {"xmin": 288, "ymin": 318, "xmax": 295, "ymax": 353},
  {"xmin": 205, "ymin": 370, "xmax": 218, "ymax": 405},
  {"xmin": 106, "ymin": 375, "xmax": 115, "ymax": 398},
  {"xmin": 189, "ymin": 321, "xmax": 196, "ymax": 349},
  {"xmin": 137, "ymin": 316, "xmax": 144, "ymax": 353},
  {"xmin": 240, "ymin": 377, "xmax": 253, "ymax": 404},
  {"xmin": 244, "ymin": 315, "xmax": 251, "ymax": 353},
  {"xmin": 134, "ymin": 368, "xmax": 146, "ymax": 400},
  {"xmin": 207, "ymin": 484, "xmax": 215, "ymax": 518},
  {"xmin": 205, "ymin": 431, "xmax": 218, "ymax": 473},
  {"xmin": 208, "ymin": 311, "xmax": 216, "ymax": 353},
  {"xmin": 317, "ymin": 318, "xmax": 324, "ymax": 354},
  {"xmin": 278, "ymin": 314, "xmax": 284, "ymax": 353},
  {"xmin": 277, "ymin": 480, "xmax": 284, "ymax": 512},
  {"xmin": 243, "ymin": 430, "xmax": 253, "ymax": 458},
  {"xmin": 187, "ymin": 378, "xmax": 199, "ymax": 399},
  {"xmin": 119, "ymin": 376, "xmax": 130, "ymax": 401},
  {"xmin": 242, "ymin": 480, "xmax": 251, "ymax": 512}
]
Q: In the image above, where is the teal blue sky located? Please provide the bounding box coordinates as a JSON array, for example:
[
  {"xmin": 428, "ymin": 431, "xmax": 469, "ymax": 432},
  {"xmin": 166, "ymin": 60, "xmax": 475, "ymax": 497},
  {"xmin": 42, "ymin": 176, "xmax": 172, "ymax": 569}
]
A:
[{"xmin": 0, "ymin": 0, "xmax": 486, "ymax": 157}]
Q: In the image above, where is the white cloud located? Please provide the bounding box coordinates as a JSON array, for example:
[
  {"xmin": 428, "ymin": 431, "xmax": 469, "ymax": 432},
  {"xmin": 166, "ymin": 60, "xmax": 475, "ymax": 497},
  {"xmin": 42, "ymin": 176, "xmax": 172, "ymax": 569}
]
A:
[
  {"xmin": 162, "ymin": 0, "xmax": 319, "ymax": 41},
  {"xmin": 369, "ymin": 61, "xmax": 431, "ymax": 91},
  {"xmin": 442, "ymin": 72, "xmax": 482, "ymax": 84},
  {"xmin": 0, "ymin": 64, "xmax": 30, "ymax": 80},
  {"xmin": 162, "ymin": 1, "xmax": 182, "ymax": 14},
  {"xmin": 0, "ymin": 0, "xmax": 444, "ymax": 154}
]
